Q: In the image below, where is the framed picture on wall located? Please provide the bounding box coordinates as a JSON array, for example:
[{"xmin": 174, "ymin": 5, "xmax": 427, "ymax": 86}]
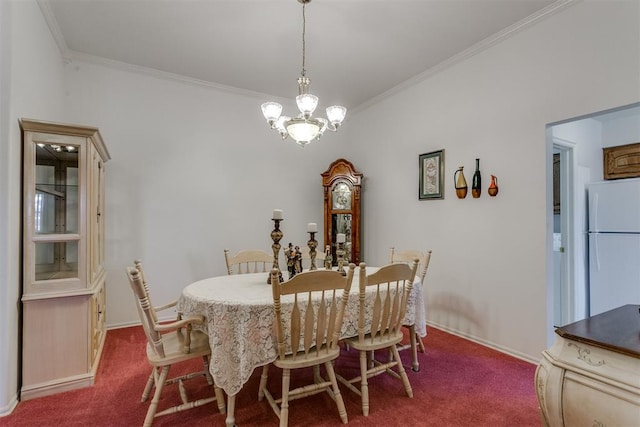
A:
[{"xmin": 419, "ymin": 149, "xmax": 444, "ymax": 200}]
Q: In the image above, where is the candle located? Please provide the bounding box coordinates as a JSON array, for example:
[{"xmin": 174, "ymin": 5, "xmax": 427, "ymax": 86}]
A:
[
  {"xmin": 336, "ymin": 233, "xmax": 346, "ymax": 243},
  {"xmin": 272, "ymin": 209, "xmax": 283, "ymax": 220},
  {"xmin": 307, "ymin": 222, "xmax": 317, "ymax": 233}
]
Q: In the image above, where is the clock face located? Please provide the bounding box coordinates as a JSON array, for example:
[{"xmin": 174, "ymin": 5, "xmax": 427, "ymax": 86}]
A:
[{"xmin": 332, "ymin": 182, "xmax": 352, "ymax": 210}]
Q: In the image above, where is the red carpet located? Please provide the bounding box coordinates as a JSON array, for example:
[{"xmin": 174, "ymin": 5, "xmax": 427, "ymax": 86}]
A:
[{"xmin": 1, "ymin": 326, "xmax": 541, "ymax": 426}]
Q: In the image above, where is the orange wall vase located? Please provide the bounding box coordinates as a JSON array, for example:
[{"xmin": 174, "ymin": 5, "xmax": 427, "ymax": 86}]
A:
[{"xmin": 488, "ymin": 175, "xmax": 499, "ymax": 196}]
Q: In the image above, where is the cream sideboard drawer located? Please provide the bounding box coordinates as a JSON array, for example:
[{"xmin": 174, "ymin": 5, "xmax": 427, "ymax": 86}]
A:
[
  {"xmin": 562, "ymin": 371, "xmax": 640, "ymax": 426},
  {"xmin": 551, "ymin": 338, "xmax": 640, "ymax": 390}
]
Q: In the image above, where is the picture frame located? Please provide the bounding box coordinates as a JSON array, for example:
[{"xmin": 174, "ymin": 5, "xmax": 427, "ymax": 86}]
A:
[{"xmin": 419, "ymin": 149, "xmax": 444, "ymax": 200}]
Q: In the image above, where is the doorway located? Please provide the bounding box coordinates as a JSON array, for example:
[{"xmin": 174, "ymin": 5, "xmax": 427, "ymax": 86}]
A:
[
  {"xmin": 546, "ymin": 102, "xmax": 640, "ymax": 346},
  {"xmin": 552, "ymin": 141, "xmax": 576, "ymax": 328}
]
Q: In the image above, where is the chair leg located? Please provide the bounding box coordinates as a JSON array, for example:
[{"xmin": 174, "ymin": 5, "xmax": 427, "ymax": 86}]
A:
[
  {"xmin": 408, "ymin": 324, "xmax": 420, "ymax": 372},
  {"xmin": 142, "ymin": 369, "xmax": 155, "ymax": 402},
  {"xmin": 417, "ymin": 331, "xmax": 426, "ymax": 353},
  {"xmin": 280, "ymin": 368, "xmax": 291, "ymax": 427},
  {"xmin": 258, "ymin": 364, "xmax": 269, "ymax": 401},
  {"xmin": 144, "ymin": 366, "xmax": 170, "ymax": 427},
  {"xmin": 391, "ymin": 345, "xmax": 413, "ymax": 398},
  {"xmin": 214, "ymin": 384, "xmax": 226, "ymax": 414},
  {"xmin": 359, "ymin": 350, "xmax": 370, "ymax": 416},
  {"xmin": 324, "ymin": 361, "xmax": 348, "ymax": 424},
  {"xmin": 225, "ymin": 393, "xmax": 236, "ymax": 427},
  {"xmin": 202, "ymin": 355, "xmax": 214, "ymax": 385}
]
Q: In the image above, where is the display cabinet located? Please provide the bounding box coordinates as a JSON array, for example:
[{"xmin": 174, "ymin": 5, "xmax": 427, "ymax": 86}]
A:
[
  {"xmin": 321, "ymin": 158, "xmax": 363, "ymax": 265},
  {"xmin": 20, "ymin": 118, "xmax": 110, "ymax": 400}
]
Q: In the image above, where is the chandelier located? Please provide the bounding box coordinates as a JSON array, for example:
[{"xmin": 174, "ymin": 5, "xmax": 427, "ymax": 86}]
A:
[{"xmin": 261, "ymin": 0, "xmax": 346, "ymax": 147}]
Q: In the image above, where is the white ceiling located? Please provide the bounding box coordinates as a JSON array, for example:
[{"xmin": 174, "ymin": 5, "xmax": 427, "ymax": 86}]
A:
[{"xmin": 42, "ymin": 0, "xmax": 565, "ymax": 111}]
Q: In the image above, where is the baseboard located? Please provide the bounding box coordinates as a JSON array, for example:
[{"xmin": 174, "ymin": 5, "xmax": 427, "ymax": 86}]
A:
[
  {"xmin": 0, "ymin": 394, "xmax": 18, "ymax": 417},
  {"xmin": 106, "ymin": 313, "xmax": 176, "ymax": 330},
  {"xmin": 426, "ymin": 321, "xmax": 540, "ymax": 365},
  {"xmin": 21, "ymin": 373, "xmax": 95, "ymax": 401},
  {"xmin": 106, "ymin": 319, "xmax": 140, "ymax": 330}
]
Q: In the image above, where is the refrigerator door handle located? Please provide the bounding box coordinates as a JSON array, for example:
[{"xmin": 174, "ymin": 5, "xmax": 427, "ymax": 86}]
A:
[
  {"xmin": 591, "ymin": 192, "xmax": 598, "ymax": 232},
  {"xmin": 593, "ymin": 233, "xmax": 600, "ymax": 271}
]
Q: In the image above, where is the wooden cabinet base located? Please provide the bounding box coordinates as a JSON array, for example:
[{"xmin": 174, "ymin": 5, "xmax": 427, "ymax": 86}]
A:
[
  {"xmin": 20, "ymin": 285, "xmax": 107, "ymax": 400},
  {"xmin": 535, "ymin": 305, "xmax": 640, "ymax": 426},
  {"xmin": 21, "ymin": 371, "xmax": 98, "ymax": 401}
]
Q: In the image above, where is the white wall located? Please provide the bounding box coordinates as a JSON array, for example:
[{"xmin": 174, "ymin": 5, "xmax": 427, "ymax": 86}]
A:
[
  {"xmin": 0, "ymin": 0, "xmax": 67, "ymax": 415},
  {"xmin": 602, "ymin": 110, "xmax": 640, "ymax": 148},
  {"xmin": 346, "ymin": 0, "xmax": 640, "ymax": 360},
  {"xmin": 63, "ymin": 61, "xmax": 351, "ymax": 327},
  {"xmin": 553, "ymin": 118, "xmax": 603, "ymax": 177}
]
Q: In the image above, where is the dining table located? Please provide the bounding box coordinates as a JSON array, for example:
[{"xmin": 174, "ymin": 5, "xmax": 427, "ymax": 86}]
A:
[{"xmin": 176, "ymin": 266, "xmax": 426, "ymax": 427}]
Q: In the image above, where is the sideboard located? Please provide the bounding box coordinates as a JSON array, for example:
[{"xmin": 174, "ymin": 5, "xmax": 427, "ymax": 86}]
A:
[{"xmin": 535, "ymin": 304, "xmax": 640, "ymax": 426}]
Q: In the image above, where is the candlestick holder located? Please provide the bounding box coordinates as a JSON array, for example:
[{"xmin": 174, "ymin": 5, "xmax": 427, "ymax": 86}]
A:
[
  {"xmin": 336, "ymin": 241, "xmax": 346, "ymax": 276},
  {"xmin": 267, "ymin": 218, "xmax": 284, "ymax": 284},
  {"xmin": 324, "ymin": 245, "xmax": 333, "ymax": 270},
  {"xmin": 307, "ymin": 232, "xmax": 318, "ymax": 270}
]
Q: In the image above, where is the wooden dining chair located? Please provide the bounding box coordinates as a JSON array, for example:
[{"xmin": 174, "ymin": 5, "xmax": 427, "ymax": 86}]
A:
[
  {"xmin": 258, "ymin": 264, "xmax": 356, "ymax": 427},
  {"xmin": 224, "ymin": 248, "xmax": 273, "ymax": 274},
  {"xmin": 133, "ymin": 259, "xmax": 182, "ymax": 401},
  {"xmin": 337, "ymin": 260, "xmax": 419, "ymax": 416},
  {"xmin": 389, "ymin": 247, "xmax": 432, "ymax": 370},
  {"xmin": 126, "ymin": 266, "xmax": 226, "ymax": 427},
  {"xmin": 300, "ymin": 245, "xmax": 326, "ymax": 269}
]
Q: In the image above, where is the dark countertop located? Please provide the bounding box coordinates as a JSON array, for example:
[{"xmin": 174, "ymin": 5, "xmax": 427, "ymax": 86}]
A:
[{"xmin": 555, "ymin": 304, "xmax": 640, "ymax": 359}]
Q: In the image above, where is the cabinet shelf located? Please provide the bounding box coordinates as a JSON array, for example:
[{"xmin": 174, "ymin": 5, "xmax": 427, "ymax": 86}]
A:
[{"xmin": 35, "ymin": 184, "xmax": 67, "ymax": 198}]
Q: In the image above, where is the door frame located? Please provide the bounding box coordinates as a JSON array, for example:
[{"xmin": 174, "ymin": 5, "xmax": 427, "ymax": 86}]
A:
[
  {"xmin": 546, "ymin": 131, "xmax": 577, "ymax": 346},
  {"xmin": 553, "ymin": 139, "xmax": 577, "ymax": 324}
]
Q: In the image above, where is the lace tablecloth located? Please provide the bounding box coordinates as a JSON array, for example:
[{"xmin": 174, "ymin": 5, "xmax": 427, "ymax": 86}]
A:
[{"xmin": 177, "ymin": 267, "xmax": 426, "ymax": 396}]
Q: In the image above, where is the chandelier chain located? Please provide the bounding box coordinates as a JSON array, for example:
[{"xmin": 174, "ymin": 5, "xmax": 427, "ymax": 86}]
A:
[{"xmin": 301, "ymin": 2, "xmax": 306, "ymax": 77}]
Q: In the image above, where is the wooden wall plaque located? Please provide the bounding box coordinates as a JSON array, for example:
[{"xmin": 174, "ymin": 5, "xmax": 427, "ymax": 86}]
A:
[{"xmin": 603, "ymin": 142, "xmax": 640, "ymax": 180}]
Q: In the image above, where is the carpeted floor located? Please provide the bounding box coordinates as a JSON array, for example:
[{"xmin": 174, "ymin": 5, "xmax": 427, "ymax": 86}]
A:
[{"xmin": 1, "ymin": 325, "xmax": 541, "ymax": 426}]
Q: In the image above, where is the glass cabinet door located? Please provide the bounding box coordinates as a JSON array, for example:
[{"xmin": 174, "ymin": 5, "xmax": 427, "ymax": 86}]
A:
[{"xmin": 31, "ymin": 142, "xmax": 81, "ymax": 282}]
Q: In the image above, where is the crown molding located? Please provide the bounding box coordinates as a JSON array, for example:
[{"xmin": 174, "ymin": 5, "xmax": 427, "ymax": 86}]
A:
[
  {"xmin": 65, "ymin": 50, "xmax": 284, "ymax": 102},
  {"xmin": 37, "ymin": 0, "xmax": 70, "ymax": 59},
  {"xmin": 351, "ymin": 0, "xmax": 580, "ymax": 114}
]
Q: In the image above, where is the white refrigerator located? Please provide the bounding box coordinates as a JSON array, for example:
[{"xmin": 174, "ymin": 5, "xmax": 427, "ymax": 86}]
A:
[{"xmin": 587, "ymin": 178, "xmax": 640, "ymax": 316}]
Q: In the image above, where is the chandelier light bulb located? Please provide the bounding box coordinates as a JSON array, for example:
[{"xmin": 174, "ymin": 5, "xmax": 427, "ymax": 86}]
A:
[
  {"xmin": 326, "ymin": 105, "xmax": 347, "ymax": 127},
  {"xmin": 296, "ymin": 94, "xmax": 318, "ymax": 119},
  {"xmin": 286, "ymin": 118, "xmax": 320, "ymax": 146},
  {"xmin": 261, "ymin": 102, "xmax": 283, "ymax": 128}
]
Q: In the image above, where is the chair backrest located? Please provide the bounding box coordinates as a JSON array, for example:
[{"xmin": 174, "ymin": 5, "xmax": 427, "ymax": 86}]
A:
[
  {"xmin": 389, "ymin": 247, "xmax": 432, "ymax": 283},
  {"xmin": 126, "ymin": 266, "xmax": 166, "ymax": 358},
  {"xmin": 133, "ymin": 259, "xmax": 159, "ymax": 322},
  {"xmin": 224, "ymin": 249, "xmax": 273, "ymax": 275},
  {"xmin": 356, "ymin": 260, "xmax": 419, "ymax": 344},
  {"xmin": 300, "ymin": 246, "xmax": 326, "ymax": 269},
  {"xmin": 270, "ymin": 264, "xmax": 355, "ymax": 361}
]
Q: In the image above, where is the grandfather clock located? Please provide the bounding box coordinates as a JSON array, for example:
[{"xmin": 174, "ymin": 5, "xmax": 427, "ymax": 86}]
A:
[{"xmin": 322, "ymin": 158, "xmax": 363, "ymax": 265}]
